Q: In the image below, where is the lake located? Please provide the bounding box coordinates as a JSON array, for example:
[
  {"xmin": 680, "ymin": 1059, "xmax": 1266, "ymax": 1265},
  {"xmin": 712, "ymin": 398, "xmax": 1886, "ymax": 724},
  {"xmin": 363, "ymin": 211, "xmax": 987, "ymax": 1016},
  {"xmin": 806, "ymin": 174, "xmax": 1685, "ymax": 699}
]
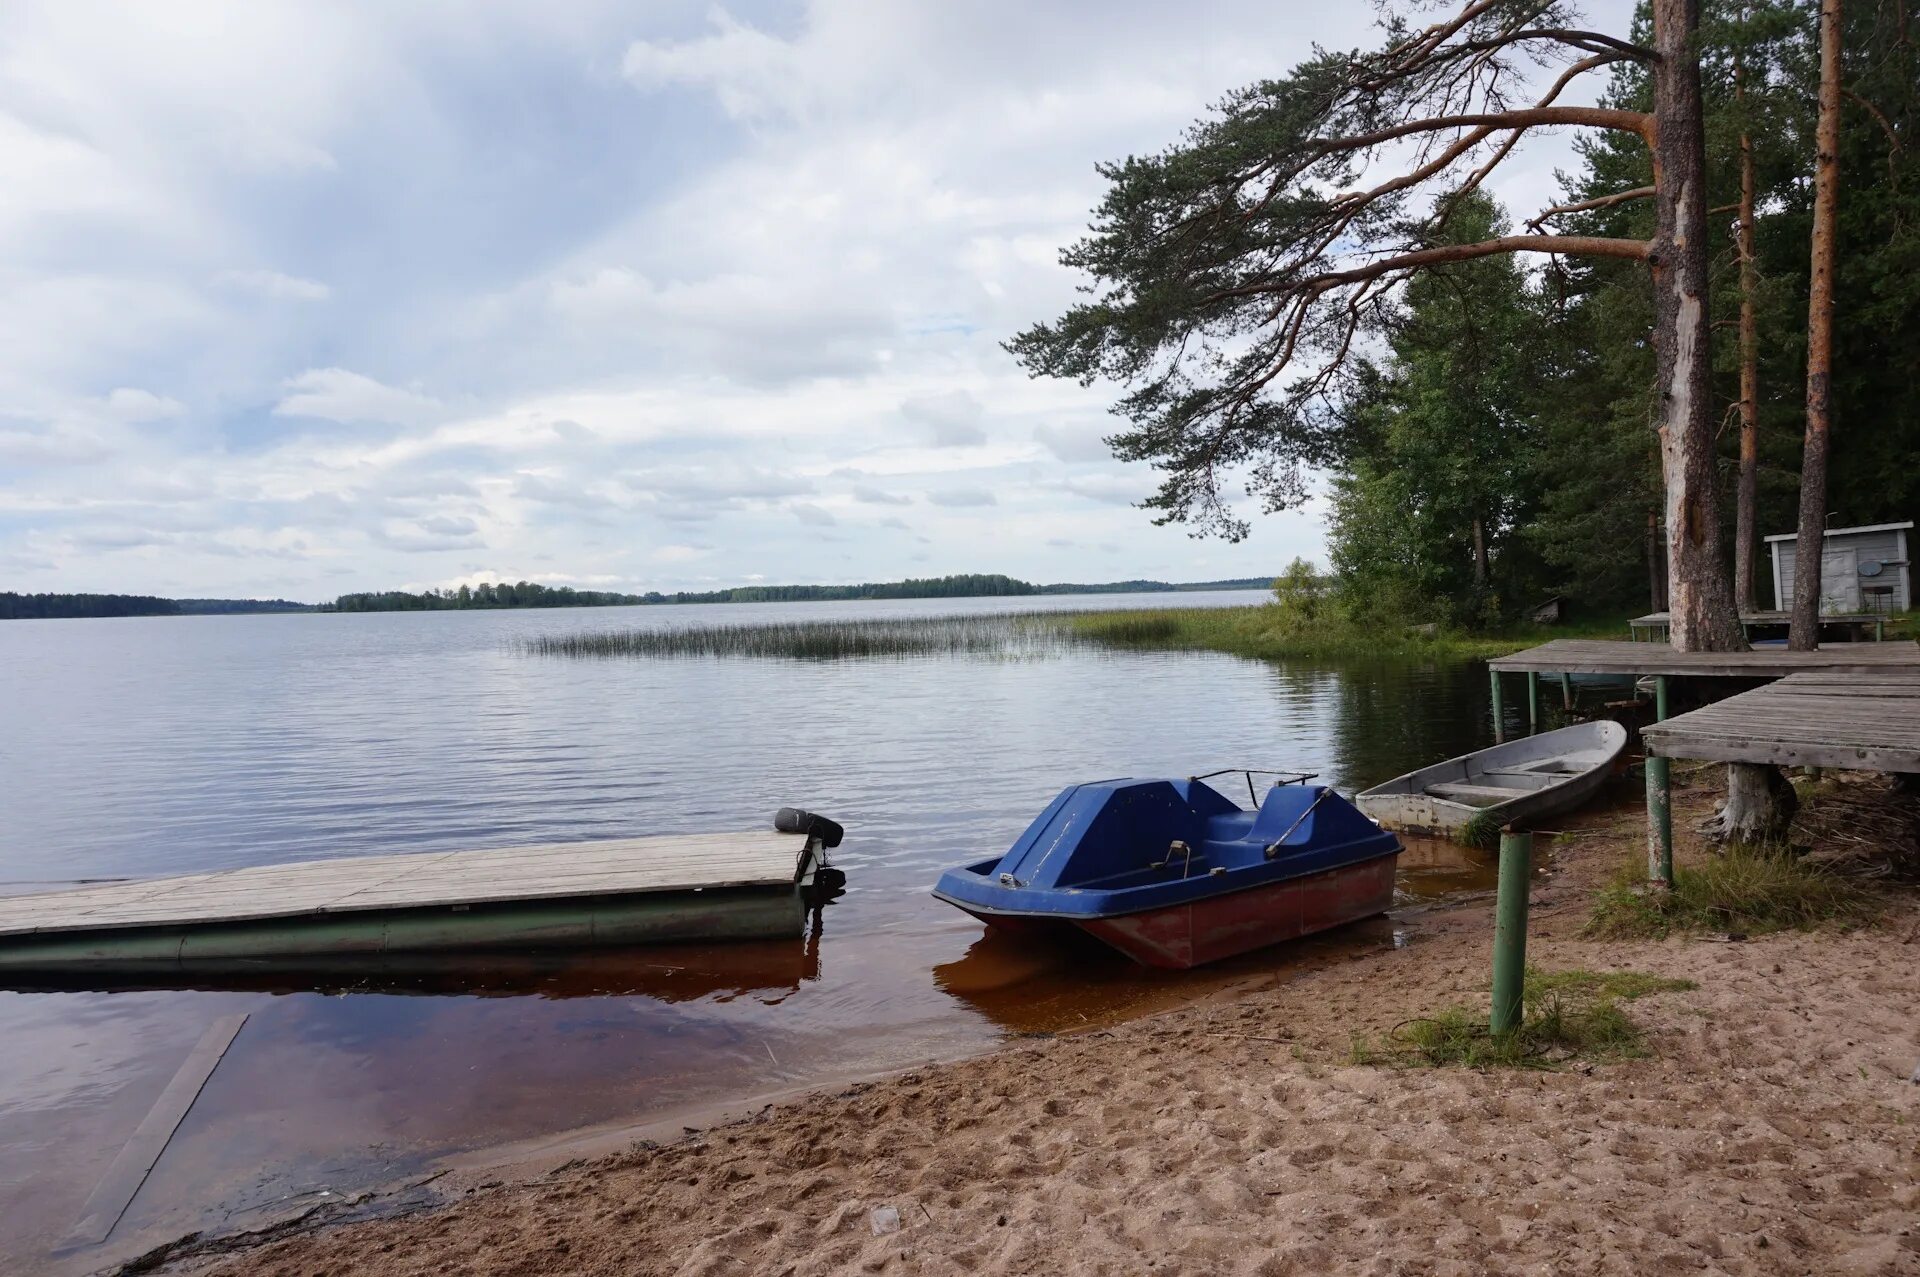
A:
[{"xmin": 0, "ymin": 591, "xmax": 1500, "ymax": 1268}]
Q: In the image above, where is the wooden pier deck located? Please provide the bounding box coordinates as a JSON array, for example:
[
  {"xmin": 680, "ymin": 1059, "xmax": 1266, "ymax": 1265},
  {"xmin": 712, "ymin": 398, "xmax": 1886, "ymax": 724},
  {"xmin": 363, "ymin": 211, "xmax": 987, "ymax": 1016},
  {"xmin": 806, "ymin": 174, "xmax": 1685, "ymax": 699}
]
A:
[
  {"xmin": 1626, "ymin": 610, "xmax": 1891, "ymax": 640},
  {"xmin": 1641, "ymin": 670, "xmax": 1920, "ymax": 772},
  {"xmin": 0, "ymin": 831, "xmax": 822, "ymax": 972},
  {"xmin": 1487, "ymin": 638, "xmax": 1920, "ymax": 677}
]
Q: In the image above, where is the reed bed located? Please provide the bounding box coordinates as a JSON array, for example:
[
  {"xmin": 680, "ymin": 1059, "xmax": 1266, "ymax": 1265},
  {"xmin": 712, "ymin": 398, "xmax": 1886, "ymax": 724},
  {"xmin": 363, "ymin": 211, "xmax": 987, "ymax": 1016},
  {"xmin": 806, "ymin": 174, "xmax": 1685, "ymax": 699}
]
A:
[{"xmin": 521, "ymin": 612, "xmax": 1080, "ymax": 661}]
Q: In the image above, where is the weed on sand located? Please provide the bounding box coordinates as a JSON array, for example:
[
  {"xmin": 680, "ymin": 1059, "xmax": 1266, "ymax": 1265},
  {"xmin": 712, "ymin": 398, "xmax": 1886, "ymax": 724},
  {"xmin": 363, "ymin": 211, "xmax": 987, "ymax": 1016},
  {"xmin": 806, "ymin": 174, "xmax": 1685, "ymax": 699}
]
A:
[
  {"xmin": 1586, "ymin": 846, "xmax": 1878, "ymax": 939},
  {"xmin": 1350, "ymin": 967, "xmax": 1696, "ymax": 1070}
]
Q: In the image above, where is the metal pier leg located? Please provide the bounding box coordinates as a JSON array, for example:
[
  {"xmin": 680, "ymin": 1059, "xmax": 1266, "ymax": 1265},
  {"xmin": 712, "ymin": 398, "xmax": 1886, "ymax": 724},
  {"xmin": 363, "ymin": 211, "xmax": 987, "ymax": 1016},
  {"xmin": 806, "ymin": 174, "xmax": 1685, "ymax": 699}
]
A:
[
  {"xmin": 1526, "ymin": 671, "xmax": 1540, "ymax": 735},
  {"xmin": 1646, "ymin": 752, "xmax": 1673, "ymax": 885},
  {"xmin": 1490, "ymin": 830, "xmax": 1533, "ymax": 1034},
  {"xmin": 1490, "ymin": 668, "xmax": 1505, "ymax": 743},
  {"xmin": 1560, "ymin": 672, "xmax": 1574, "ymax": 711},
  {"xmin": 1654, "ymin": 674, "xmax": 1670, "ymax": 722}
]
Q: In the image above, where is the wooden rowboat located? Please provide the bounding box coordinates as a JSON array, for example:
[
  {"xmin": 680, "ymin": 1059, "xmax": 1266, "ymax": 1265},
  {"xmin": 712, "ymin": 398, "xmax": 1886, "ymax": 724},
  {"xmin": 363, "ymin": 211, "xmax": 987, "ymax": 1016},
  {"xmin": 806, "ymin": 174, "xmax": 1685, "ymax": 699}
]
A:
[{"xmin": 1354, "ymin": 721, "xmax": 1627, "ymax": 837}]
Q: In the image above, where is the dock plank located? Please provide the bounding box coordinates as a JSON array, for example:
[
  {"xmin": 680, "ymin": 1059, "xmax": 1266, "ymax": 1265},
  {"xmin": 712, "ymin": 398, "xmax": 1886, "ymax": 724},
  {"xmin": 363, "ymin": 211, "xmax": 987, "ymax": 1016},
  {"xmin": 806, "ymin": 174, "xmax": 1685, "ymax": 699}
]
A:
[
  {"xmin": 1642, "ymin": 672, "xmax": 1920, "ymax": 773},
  {"xmin": 0, "ymin": 832, "xmax": 811, "ymax": 940},
  {"xmin": 1489, "ymin": 638, "xmax": 1920, "ymax": 676}
]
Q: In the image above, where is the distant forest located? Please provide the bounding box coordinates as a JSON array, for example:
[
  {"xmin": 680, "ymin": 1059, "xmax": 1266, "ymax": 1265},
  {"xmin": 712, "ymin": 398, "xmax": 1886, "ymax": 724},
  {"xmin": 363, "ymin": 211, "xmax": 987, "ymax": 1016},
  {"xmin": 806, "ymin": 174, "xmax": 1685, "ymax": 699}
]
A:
[
  {"xmin": 333, "ymin": 573, "xmax": 1043, "ymax": 611},
  {"xmin": 0, "ymin": 593, "xmax": 314, "ymax": 620},
  {"xmin": 330, "ymin": 573, "xmax": 1271, "ymax": 611},
  {"xmin": 5, "ymin": 574, "xmax": 1274, "ymax": 619}
]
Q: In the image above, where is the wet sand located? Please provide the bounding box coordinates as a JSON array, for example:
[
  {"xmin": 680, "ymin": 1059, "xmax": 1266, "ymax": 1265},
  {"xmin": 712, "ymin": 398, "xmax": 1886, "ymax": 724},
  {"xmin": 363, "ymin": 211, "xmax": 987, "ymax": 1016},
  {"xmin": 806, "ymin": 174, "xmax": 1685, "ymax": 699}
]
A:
[{"xmin": 173, "ymin": 786, "xmax": 1920, "ymax": 1274}]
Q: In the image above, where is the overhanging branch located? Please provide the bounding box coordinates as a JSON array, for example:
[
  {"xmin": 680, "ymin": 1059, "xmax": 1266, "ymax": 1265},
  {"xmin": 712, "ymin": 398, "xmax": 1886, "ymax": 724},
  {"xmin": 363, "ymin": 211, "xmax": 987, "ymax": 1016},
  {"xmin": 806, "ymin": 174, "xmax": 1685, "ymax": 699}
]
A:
[
  {"xmin": 1525, "ymin": 185, "xmax": 1657, "ymax": 231},
  {"xmin": 1320, "ymin": 106, "xmax": 1654, "ymax": 156}
]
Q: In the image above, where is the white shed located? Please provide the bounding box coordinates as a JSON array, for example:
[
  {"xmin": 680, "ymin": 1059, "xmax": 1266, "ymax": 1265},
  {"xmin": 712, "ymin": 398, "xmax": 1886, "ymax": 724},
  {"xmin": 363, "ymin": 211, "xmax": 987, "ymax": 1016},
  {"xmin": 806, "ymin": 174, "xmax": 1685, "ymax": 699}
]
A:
[{"xmin": 1766, "ymin": 521, "xmax": 1912, "ymax": 613}]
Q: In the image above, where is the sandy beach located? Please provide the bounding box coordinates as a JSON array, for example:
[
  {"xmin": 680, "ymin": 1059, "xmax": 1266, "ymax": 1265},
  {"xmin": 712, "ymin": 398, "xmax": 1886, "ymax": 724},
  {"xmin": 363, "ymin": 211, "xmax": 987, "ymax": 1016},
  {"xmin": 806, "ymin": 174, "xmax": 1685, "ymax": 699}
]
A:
[{"xmin": 168, "ymin": 782, "xmax": 1918, "ymax": 1277}]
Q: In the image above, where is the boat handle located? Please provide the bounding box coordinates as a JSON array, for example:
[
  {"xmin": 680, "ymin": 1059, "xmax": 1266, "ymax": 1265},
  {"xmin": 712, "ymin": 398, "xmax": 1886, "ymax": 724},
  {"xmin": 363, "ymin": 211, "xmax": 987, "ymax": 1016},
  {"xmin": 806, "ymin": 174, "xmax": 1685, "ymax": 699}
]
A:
[{"xmin": 1265, "ymin": 788, "xmax": 1334, "ymax": 859}]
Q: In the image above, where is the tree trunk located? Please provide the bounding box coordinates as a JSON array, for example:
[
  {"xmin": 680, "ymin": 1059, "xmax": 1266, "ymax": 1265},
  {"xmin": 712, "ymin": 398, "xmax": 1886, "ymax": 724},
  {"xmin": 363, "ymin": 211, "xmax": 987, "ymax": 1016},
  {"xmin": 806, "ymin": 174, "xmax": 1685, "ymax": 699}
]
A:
[
  {"xmin": 1789, "ymin": 0, "xmax": 1843, "ymax": 651},
  {"xmin": 1703, "ymin": 762, "xmax": 1799, "ymax": 844},
  {"xmin": 1734, "ymin": 46, "xmax": 1761, "ymax": 614},
  {"xmin": 1471, "ymin": 514, "xmax": 1488, "ymax": 589},
  {"xmin": 1650, "ymin": 0, "xmax": 1747, "ymax": 653},
  {"xmin": 1647, "ymin": 509, "xmax": 1668, "ymax": 612}
]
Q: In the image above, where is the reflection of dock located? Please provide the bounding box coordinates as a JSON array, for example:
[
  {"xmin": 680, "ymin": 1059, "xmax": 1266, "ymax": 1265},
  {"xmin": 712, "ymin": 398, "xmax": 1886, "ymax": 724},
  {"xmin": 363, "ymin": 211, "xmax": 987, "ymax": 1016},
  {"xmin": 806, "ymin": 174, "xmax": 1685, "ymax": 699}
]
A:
[
  {"xmin": 0, "ymin": 832, "xmax": 827, "ymax": 976},
  {"xmin": 0, "ymin": 935, "xmax": 823, "ymax": 1003}
]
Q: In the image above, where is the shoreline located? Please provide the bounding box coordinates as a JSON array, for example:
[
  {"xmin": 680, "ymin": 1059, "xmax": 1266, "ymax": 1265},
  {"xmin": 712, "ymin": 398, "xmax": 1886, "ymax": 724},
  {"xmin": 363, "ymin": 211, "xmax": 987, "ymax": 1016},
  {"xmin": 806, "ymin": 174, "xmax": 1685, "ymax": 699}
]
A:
[{"xmin": 138, "ymin": 776, "xmax": 1920, "ymax": 1276}]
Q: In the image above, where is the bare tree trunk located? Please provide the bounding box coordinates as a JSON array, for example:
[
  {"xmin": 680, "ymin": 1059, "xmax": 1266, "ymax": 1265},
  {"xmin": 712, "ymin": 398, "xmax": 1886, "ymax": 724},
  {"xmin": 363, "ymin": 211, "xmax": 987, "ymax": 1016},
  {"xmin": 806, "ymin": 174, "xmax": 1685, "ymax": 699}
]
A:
[
  {"xmin": 1647, "ymin": 509, "xmax": 1668, "ymax": 612},
  {"xmin": 1704, "ymin": 761, "xmax": 1800, "ymax": 844},
  {"xmin": 1650, "ymin": 0, "xmax": 1747, "ymax": 653},
  {"xmin": 1471, "ymin": 514, "xmax": 1488, "ymax": 589},
  {"xmin": 1789, "ymin": 0, "xmax": 1843, "ymax": 651},
  {"xmin": 1734, "ymin": 45, "xmax": 1762, "ymax": 614}
]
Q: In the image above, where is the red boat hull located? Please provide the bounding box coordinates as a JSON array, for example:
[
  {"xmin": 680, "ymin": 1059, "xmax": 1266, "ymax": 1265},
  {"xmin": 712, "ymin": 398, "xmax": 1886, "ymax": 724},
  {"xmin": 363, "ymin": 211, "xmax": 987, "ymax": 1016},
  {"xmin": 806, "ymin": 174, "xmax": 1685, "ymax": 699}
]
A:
[{"xmin": 1057, "ymin": 853, "xmax": 1398, "ymax": 969}]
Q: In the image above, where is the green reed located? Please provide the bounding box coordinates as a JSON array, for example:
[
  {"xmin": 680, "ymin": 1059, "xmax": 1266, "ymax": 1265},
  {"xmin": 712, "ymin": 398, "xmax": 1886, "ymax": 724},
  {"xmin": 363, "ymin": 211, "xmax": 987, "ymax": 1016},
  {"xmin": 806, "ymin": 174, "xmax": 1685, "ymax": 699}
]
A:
[{"xmin": 520, "ymin": 612, "xmax": 1082, "ymax": 660}]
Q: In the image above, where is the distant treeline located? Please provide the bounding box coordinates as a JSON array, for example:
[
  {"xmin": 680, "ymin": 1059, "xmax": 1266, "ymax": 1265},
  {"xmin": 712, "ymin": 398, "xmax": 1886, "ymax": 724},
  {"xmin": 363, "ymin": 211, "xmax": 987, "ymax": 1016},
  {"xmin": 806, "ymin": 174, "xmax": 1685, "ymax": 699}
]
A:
[
  {"xmin": 1037, "ymin": 577, "xmax": 1270, "ymax": 595},
  {"xmin": 332, "ymin": 573, "xmax": 1280, "ymax": 612},
  {"xmin": 0, "ymin": 593, "xmax": 314, "ymax": 619},
  {"xmin": 4, "ymin": 574, "xmax": 1275, "ymax": 620},
  {"xmin": 332, "ymin": 581, "xmax": 650, "ymax": 611},
  {"xmin": 332, "ymin": 574, "xmax": 1039, "ymax": 612}
]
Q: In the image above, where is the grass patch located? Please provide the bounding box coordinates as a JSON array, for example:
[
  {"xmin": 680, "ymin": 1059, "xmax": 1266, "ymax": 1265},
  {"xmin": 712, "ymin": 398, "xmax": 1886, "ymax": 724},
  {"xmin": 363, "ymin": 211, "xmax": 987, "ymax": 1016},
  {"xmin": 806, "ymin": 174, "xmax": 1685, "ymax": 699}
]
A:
[
  {"xmin": 1350, "ymin": 966, "xmax": 1696, "ymax": 1070},
  {"xmin": 1052, "ymin": 604, "xmax": 1631, "ymax": 663},
  {"xmin": 1585, "ymin": 845, "xmax": 1878, "ymax": 939}
]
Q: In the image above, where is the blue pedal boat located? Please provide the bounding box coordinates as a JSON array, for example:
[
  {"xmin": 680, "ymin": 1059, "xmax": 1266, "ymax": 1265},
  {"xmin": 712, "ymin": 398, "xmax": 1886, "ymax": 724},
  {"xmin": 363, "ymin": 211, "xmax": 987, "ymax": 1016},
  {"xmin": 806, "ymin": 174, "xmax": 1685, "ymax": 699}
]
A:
[{"xmin": 932, "ymin": 772, "xmax": 1401, "ymax": 969}]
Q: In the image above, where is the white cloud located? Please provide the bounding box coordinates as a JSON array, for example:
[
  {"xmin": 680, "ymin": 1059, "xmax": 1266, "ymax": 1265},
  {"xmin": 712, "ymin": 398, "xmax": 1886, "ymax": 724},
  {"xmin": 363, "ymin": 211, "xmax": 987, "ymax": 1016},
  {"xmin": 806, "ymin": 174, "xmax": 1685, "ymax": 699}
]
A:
[
  {"xmin": 927, "ymin": 487, "xmax": 997, "ymax": 508},
  {"xmin": 791, "ymin": 502, "xmax": 837, "ymax": 527},
  {"xmin": 214, "ymin": 269, "xmax": 332, "ymax": 301},
  {"xmin": 0, "ymin": 1, "xmax": 1638, "ymax": 597},
  {"xmin": 101, "ymin": 388, "xmax": 186, "ymax": 422},
  {"xmin": 902, "ymin": 390, "xmax": 987, "ymax": 448},
  {"xmin": 274, "ymin": 368, "xmax": 442, "ymax": 426},
  {"xmin": 1034, "ymin": 422, "xmax": 1112, "ymax": 464}
]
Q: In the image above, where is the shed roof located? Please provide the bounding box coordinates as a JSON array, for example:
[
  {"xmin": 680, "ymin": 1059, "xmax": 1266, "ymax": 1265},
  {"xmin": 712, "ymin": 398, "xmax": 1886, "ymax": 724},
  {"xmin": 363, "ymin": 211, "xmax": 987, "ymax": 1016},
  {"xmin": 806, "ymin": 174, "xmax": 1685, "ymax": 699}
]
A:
[{"xmin": 1763, "ymin": 520, "xmax": 1913, "ymax": 543}]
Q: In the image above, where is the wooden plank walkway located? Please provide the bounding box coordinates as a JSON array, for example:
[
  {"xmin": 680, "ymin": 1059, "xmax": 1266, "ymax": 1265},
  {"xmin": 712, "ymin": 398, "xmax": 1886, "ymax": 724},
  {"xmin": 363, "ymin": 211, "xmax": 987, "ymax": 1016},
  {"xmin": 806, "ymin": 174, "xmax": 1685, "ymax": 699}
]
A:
[
  {"xmin": 0, "ymin": 832, "xmax": 808, "ymax": 940},
  {"xmin": 1641, "ymin": 670, "xmax": 1920, "ymax": 772},
  {"xmin": 1488, "ymin": 638, "xmax": 1920, "ymax": 677}
]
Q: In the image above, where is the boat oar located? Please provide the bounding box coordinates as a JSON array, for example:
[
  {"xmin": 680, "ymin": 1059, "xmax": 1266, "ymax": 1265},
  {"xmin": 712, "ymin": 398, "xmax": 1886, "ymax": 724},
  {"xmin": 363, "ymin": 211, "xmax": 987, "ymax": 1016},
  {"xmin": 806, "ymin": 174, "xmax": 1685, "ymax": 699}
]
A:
[{"xmin": 1264, "ymin": 787, "xmax": 1334, "ymax": 860}]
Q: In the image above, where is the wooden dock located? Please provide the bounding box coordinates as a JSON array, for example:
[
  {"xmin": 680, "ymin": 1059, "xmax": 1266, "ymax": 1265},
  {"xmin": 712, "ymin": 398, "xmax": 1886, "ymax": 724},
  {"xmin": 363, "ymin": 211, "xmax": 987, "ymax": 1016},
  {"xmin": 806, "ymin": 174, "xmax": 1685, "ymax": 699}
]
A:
[
  {"xmin": 0, "ymin": 831, "xmax": 825, "ymax": 973},
  {"xmin": 1488, "ymin": 638, "xmax": 1920, "ymax": 677},
  {"xmin": 1641, "ymin": 670, "xmax": 1920, "ymax": 773},
  {"xmin": 1626, "ymin": 610, "xmax": 1892, "ymax": 641}
]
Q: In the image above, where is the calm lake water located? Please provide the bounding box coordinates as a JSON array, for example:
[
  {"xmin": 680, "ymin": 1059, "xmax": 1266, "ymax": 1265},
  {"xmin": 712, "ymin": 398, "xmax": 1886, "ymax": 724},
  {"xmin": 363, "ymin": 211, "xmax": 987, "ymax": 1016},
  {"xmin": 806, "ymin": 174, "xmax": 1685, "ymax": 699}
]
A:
[{"xmin": 0, "ymin": 591, "xmax": 1502, "ymax": 1268}]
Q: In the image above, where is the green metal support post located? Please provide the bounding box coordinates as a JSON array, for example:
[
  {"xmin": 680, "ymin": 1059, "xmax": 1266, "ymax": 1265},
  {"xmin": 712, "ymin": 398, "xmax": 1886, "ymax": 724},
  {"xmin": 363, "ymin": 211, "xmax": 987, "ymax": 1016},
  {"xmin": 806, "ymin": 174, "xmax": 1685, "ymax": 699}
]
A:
[
  {"xmin": 1645, "ymin": 675, "xmax": 1673, "ymax": 885},
  {"xmin": 1526, "ymin": 671, "xmax": 1540, "ymax": 734},
  {"xmin": 1489, "ymin": 829, "xmax": 1533, "ymax": 1035},
  {"xmin": 1560, "ymin": 672, "xmax": 1573, "ymax": 711},
  {"xmin": 1490, "ymin": 668, "xmax": 1505, "ymax": 743}
]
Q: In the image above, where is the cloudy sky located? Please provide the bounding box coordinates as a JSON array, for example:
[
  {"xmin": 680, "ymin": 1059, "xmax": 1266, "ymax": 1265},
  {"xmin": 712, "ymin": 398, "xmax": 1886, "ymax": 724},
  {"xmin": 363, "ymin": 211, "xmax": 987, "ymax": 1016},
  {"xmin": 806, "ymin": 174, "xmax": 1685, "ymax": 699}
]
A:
[{"xmin": 0, "ymin": 1, "xmax": 1633, "ymax": 601}]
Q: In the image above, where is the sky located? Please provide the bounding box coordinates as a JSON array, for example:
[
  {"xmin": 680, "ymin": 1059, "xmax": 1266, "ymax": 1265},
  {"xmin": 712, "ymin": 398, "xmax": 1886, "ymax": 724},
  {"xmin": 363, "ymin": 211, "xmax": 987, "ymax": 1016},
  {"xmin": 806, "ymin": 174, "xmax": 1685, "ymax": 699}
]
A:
[{"xmin": 0, "ymin": 1, "xmax": 1634, "ymax": 601}]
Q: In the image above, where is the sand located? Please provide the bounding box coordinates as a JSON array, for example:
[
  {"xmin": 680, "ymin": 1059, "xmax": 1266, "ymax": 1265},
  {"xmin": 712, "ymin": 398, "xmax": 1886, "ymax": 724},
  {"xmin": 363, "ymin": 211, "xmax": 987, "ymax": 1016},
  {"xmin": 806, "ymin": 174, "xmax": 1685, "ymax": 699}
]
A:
[{"xmin": 190, "ymin": 784, "xmax": 1919, "ymax": 1277}]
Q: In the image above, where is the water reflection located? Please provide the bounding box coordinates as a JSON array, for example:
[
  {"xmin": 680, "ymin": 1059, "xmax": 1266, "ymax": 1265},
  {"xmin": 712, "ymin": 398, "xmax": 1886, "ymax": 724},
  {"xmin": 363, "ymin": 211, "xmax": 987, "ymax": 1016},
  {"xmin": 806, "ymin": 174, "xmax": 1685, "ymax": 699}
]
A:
[
  {"xmin": 0, "ymin": 596, "xmax": 1514, "ymax": 1271},
  {"xmin": 0, "ymin": 930, "xmax": 825, "ymax": 1005}
]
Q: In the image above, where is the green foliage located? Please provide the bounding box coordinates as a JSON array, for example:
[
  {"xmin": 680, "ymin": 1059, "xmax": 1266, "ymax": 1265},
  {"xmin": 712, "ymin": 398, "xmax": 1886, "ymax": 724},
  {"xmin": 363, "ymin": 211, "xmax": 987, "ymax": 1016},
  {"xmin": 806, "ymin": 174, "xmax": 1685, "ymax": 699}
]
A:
[
  {"xmin": 1326, "ymin": 192, "xmax": 1546, "ymax": 629},
  {"xmin": 1054, "ymin": 603, "xmax": 1629, "ymax": 663},
  {"xmin": 1350, "ymin": 967, "xmax": 1696, "ymax": 1070},
  {"xmin": 1267, "ymin": 556, "xmax": 1328, "ymax": 630},
  {"xmin": 1586, "ymin": 846, "xmax": 1879, "ymax": 938},
  {"xmin": 1015, "ymin": 0, "xmax": 1920, "ymax": 622}
]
